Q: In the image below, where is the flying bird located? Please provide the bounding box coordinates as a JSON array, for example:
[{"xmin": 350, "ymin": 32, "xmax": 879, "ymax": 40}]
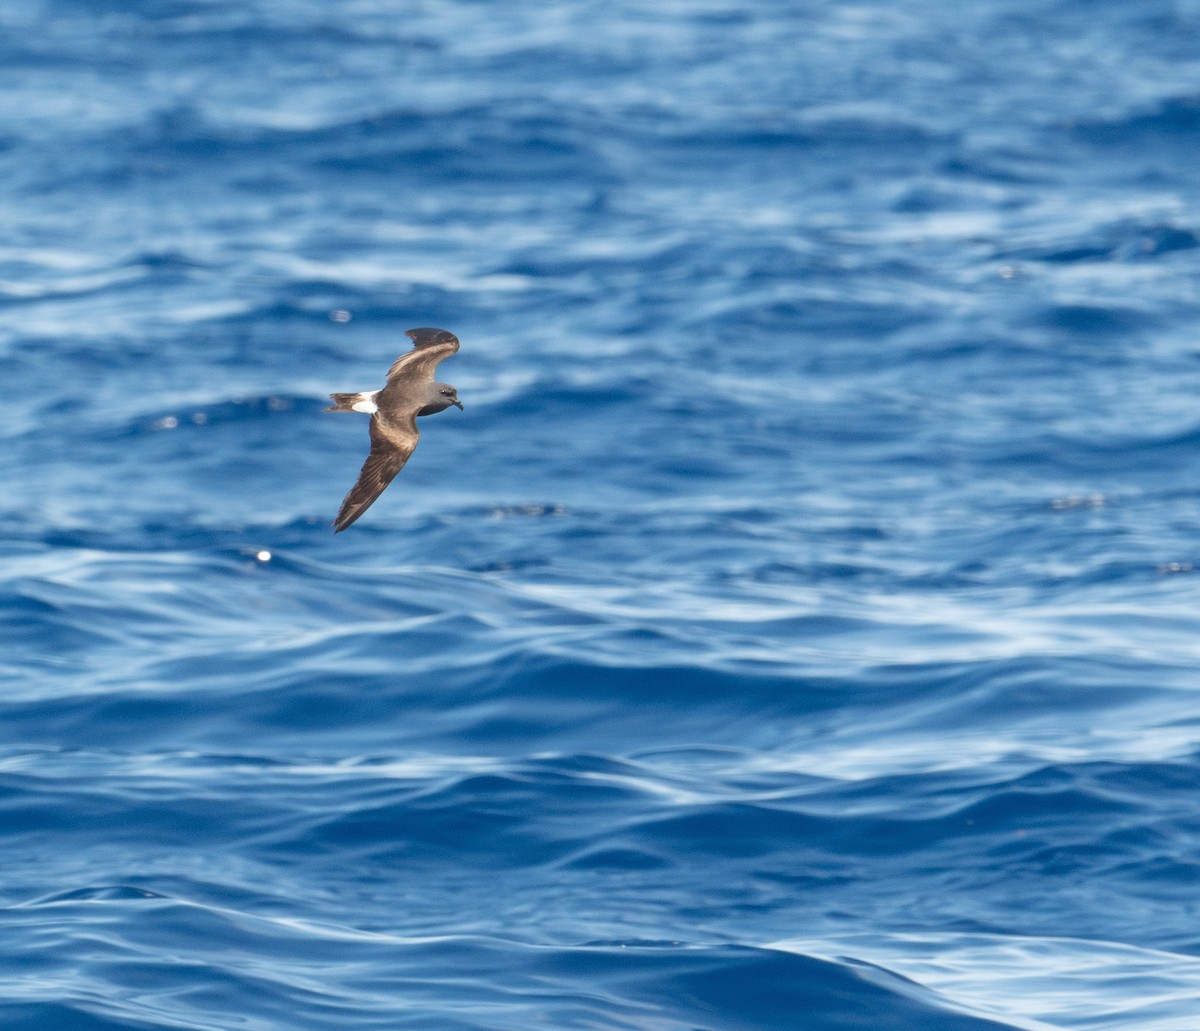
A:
[{"xmin": 325, "ymin": 327, "xmax": 462, "ymax": 532}]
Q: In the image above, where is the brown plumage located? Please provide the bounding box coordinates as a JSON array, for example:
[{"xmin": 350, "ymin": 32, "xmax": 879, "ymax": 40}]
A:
[{"xmin": 325, "ymin": 328, "xmax": 462, "ymax": 532}]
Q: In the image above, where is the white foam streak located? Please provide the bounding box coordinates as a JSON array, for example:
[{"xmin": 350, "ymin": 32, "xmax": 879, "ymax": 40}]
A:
[{"xmin": 770, "ymin": 933, "xmax": 1200, "ymax": 1031}]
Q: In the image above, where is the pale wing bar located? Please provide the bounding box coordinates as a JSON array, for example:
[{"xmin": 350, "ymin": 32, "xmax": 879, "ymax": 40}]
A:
[
  {"xmin": 386, "ymin": 329, "xmax": 460, "ymax": 383},
  {"xmin": 332, "ymin": 417, "xmax": 419, "ymax": 532}
]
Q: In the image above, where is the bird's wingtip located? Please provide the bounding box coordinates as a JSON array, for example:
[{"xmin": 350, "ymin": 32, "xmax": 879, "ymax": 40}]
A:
[{"xmin": 404, "ymin": 327, "xmax": 459, "ymax": 349}]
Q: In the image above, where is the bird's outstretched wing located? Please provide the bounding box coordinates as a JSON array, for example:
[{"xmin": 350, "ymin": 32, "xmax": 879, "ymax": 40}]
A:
[
  {"xmin": 332, "ymin": 414, "xmax": 419, "ymax": 532},
  {"xmin": 385, "ymin": 328, "xmax": 460, "ymax": 384}
]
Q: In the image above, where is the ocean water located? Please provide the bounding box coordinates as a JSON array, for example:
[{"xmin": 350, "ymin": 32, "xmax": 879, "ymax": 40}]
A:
[{"xmin": 3, "ymin": 0, "xmax": 1200, "ymax": 1027}]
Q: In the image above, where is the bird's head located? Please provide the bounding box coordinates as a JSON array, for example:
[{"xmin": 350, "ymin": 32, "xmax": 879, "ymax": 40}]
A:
[{"xmin": 418, "ymin": 381, "xmax": 463, "ymax": 416}]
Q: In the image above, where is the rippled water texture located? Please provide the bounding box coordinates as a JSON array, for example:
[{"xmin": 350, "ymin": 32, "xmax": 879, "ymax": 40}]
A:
[{"xmin": 3, "ymin": 1, "xmax": 1200, "ymax": 1028}]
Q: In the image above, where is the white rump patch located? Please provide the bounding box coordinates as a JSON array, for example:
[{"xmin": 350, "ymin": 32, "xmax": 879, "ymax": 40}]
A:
[{"xmin": 351, "ymin": 391, "xmax": 379, "ymax": 414}]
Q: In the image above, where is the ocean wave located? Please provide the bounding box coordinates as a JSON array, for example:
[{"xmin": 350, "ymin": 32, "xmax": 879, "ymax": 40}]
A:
[{"xmin": 5, "ymin": 0, "xmax": 1200, "ymax": 1027}]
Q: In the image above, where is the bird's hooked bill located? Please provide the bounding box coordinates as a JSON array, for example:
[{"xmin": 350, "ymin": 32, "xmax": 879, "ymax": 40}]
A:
[{"xmin": 452, "ymin": 399, "xmax": 464, "ymax": 410}]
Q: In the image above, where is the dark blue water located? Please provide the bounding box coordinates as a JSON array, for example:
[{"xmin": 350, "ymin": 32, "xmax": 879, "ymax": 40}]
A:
[{"xmin": 4, "ymin": 1, "xmax": 1200, "ymax": 1027}]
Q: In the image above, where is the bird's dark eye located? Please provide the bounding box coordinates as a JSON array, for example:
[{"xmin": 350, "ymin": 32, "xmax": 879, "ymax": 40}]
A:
[{"xmin": 441, "ymin": 389, "xmax": 452, "ymax": 396}]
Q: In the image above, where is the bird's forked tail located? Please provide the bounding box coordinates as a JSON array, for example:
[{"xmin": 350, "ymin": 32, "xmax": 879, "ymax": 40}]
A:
[{"xmin": 324, "ymin": 391, "xmax": 379, "ymax": 414}]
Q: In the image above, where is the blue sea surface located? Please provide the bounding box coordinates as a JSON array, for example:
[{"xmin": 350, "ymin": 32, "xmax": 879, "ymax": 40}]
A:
[{"xmin": 3, "ymin": 0, "xmax": 1200, "ymax": 1027}]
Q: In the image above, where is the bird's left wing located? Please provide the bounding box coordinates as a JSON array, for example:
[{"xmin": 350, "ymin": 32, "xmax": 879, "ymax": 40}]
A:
[{"xmin": 385, "ymin": 328, "xmax": 460, "ymax": 384}]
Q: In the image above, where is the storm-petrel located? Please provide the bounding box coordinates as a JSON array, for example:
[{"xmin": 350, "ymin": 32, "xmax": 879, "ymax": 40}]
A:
[{"xmin": 325, "ymin": 327, "xmax": 462, "ymax": 532}]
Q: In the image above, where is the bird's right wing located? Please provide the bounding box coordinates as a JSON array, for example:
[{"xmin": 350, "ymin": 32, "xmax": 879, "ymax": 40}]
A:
[{"xmin": 332, "ymin": 414, "xmax": 420, "ymax": 532}]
